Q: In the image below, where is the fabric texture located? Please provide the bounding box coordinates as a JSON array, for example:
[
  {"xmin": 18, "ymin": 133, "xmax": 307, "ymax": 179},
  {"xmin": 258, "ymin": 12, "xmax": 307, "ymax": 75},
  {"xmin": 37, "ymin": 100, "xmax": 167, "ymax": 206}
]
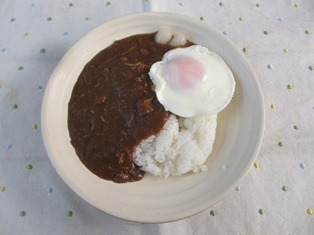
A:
[{"xmin": 0, "ymin": 0, "xmax": 313, "ymax": 234}]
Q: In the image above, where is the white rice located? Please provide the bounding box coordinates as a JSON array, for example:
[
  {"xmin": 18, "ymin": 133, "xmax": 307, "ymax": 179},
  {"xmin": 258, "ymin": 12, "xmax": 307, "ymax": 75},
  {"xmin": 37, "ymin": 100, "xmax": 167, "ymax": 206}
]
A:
[{"xmin": 133, "ymin": 114, "xmax": 217, "ymax": 178}]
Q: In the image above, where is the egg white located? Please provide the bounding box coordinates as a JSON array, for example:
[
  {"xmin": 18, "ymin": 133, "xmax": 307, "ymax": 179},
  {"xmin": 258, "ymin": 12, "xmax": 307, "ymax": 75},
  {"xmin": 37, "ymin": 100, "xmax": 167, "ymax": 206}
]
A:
[{"xmin": 149, "ymin": 45, "xmax": 235, "ymax": 117}]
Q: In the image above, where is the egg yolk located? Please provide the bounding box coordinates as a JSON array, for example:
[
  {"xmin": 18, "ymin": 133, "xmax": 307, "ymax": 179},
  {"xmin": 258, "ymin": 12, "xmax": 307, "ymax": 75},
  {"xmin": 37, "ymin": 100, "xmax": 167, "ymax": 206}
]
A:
[{"xmin": 164, "ymin": 56, "xmax": 207, "ymax": 91}]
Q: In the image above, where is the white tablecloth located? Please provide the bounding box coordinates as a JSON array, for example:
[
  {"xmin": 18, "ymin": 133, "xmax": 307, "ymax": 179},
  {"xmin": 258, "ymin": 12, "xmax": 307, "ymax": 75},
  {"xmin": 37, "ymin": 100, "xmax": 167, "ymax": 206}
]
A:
[{"xmin": 1, "ymin": 0, "xmax": 313, "ymax": 234}]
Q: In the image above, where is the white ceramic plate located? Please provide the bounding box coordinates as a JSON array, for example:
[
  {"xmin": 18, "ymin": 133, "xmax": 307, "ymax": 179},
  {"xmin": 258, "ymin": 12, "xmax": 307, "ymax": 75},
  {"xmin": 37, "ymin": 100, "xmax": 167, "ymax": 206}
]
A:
[{"xmin": 41, "ymin": 12, "xmax": 264, "ymax": 223}]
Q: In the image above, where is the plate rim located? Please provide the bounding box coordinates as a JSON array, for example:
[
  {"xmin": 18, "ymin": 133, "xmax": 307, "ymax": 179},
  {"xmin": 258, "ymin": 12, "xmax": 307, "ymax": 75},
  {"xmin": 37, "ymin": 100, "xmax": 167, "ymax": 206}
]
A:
[{"xmin": 41, "ymin": 12, "xmax": 265, "ymax": 223}]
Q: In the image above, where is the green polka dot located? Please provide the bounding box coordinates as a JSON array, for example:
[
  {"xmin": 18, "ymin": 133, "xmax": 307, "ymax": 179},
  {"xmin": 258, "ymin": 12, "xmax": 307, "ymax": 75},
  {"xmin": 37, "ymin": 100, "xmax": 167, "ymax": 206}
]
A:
[
  {"xmin": 40, "ymin": 48, "xmax": 46, "ymax": 54},
  {"xmin": 242, "ymin": 47, "xmax": 248, "ymax": 53},
  {"xmin": 309, "ymin": 65, "xmax": 313, "ymax": 71},
  {"xmin": 23, "ymin": 32, "xmax": 29, "ymax": 37},
  {"xmin": 239, "ymin": 17, "xmax": 244, "ymax": 21},
  {"xmin": 270, "ymin": 103, "xmax": 276, "ymax": 110},
  {"xmin": 106, "ymin": 1, "xmax": 111, "ymax": 6},
  {"xmin": 305, "ymin": 29, "xmax": 311, "ymax": 35},
  {"xmin": 66, "ymin": 211, "xmax": 73, "ymax": 217},
  {"xmin": 287, "ymin": 84, "xmax": 294, "ymax": 90},
  {"xmin": 32, "ymin": 124, "xmax": 38, "ymax": 130},
  {"xmin": 20, "ymin": 211, "xmax": 26, "ymax": 216},
  {"xmin": 26, "ymin": 164, "xmax": 33, "ymax": 170},
  {"xmin": 47, "ymin": 17, "xmax": 52, "ymax": 21},
  {"xmin": 210, "ymin": 210, "xmax": 216, "ymax": 216},
  {"xmin": 256, "ymin": 3, "xmax": 261, "ymax": 7},
  {"xmin": 282, "ymin": 185, "xmax": 288, "ymax": 192},
  {"xmin": 258, "ymin": 208, "xmax": 265, "ymax": 215},
  {"xmin": 18, "ymin": 66, "xmax": 24, "ymax": 70},
  {"xmin": 307, "ymin": 208, "xmax": 313, "ymax": 215},
  {"xmin": 200, "ymin": 16, "xmax": 205, "ymax": 21},
  {"xmin": 0, "ymin": 186, "xmax": 6, "ymax": 192},
  {"xmin": 294, "ymin": 3, "xmax": 300, "ymax": 8},
  {"xmin": 278, "ymin": 141, "xmax": 284, "ymax": 147},
  {"xmin": 85, "ymin": 17, "xmax": 90, "ymax": 21},
  {"xmin": 12, "ymin": 104, "xmax": 18, "ymax": 109}
]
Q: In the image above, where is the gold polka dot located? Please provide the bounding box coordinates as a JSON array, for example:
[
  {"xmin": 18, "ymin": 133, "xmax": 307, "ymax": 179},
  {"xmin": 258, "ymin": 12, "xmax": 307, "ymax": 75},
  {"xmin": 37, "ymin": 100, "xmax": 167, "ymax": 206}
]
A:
[
  {"xmin": 307, "ymin": 208, "xmax": 313, "ymax": 215},
  {"xmin": 253, "ymin": 162, "xmax": 260, "ymax": 168}
]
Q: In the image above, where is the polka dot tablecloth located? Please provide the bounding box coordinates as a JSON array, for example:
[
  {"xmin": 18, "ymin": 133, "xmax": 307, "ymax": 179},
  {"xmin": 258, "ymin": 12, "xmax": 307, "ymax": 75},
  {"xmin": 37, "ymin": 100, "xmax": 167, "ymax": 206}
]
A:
[{"xmin": 0, "ymin": 0, "xmax": 313, "ymax": 234}]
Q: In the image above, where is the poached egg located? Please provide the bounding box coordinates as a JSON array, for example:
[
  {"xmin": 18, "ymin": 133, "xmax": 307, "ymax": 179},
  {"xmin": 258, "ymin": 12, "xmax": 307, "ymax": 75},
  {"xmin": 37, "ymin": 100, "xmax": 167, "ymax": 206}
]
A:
[{"xmin": 149, "ymin": 45, "xmax": 235, "ymax": 117}]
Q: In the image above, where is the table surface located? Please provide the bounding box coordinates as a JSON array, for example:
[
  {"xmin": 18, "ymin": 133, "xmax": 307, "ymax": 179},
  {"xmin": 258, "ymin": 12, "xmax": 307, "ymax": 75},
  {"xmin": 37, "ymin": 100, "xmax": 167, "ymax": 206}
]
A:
[{"xmin": 1, "ymin": 0, "xmax": 313, "ymax": 234}]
